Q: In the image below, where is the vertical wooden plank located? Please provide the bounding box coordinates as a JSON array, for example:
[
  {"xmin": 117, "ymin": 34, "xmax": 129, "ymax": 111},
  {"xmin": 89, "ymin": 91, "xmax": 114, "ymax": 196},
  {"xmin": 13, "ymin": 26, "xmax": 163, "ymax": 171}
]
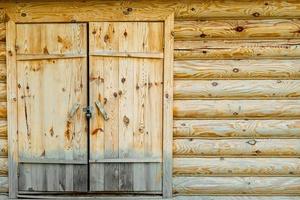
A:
[
  {"xmin": 118, "ymin": 22, "xmax": 134, "ymax": 191},
  {"xmin": 89, "ymin": 22, "xmax": 108, "ymax": 191},
  {"xmin": 132, "ymin": 22, "xmax": 147, "ymax": 192},
  {"xmin": 89, "ymin": 22, "xmax": 122, "ymax": 192},
  {"xmin": 103, "ymin": 56, "xmax": 120, "ymax": 191},
  {"xmin": 102, "ymin": 23, "xmax": 120, "ymax": 192},
  {"xmin": 132, "ymin": 57, "xmax": 146, "ymax": 191},
  {"xmin": 163, "ymin": 13, "xmax": 174, "ymax": 199},
  {"xmin": 89, "ymin": 55, "xmax": 105, "ymax": 191},
  {"xmin": 7, "ymin": 20, "xmax": 18, "ymax": 198},
  {"xmin": 146, "ymin": 22, "xmax": 164, "ymax": 192}
]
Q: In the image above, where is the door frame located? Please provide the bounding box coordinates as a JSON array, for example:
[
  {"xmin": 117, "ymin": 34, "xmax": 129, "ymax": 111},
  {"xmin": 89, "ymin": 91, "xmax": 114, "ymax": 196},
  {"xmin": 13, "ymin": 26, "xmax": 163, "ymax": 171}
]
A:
[{"xmin": 6, "ymin": 12, "xmax": 174, "ymax": 198}]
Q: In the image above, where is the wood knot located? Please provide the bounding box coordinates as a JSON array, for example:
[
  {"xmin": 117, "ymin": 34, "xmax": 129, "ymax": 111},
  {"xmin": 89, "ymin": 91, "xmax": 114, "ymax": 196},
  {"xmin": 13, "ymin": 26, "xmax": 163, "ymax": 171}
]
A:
[
  {"xmin": 202, "ymin": 50, "xmax": 207, "ymax": 54},
  {"xmin": 139, "ymin": 124, "xmax": 145, "ymax": 133},
  {"xmin": 190, "ymin": 7, "xmax": 196, "ymax": 11},
  {"xmin": 200, "ymin": 33, "xmax": 207, "ymax": 38},
  {"xmin": 246, "ymin": 139, "xmax": 256, "ymax": 145},
  {"xmin": 104, "ymin": 35, "xmax": 110, "ymax": 42},
  {"xmin": 43, "ymin": 47, "xmax": 49, "ymax": 54},
  {"xmin": 92, "ymin": 30, "xmax": 97, "ymax": 34},
  {"xmin": 123, "ymin": 115, "xmax": 130, "ymax": 126},
  {"xmin": 104, "ymin": 98, "xmax": 107, "ymax": 104},
  {"xmin": 49, "ymin": 127, "xmax": 54, "ymax": 137},
  {"xmin": 8, "ymin": 50, "xmax": 13, "ymax": 56},
  {"xmin": 118, "ymin": 90, "xmax": 122, "ymax": 96},
  {"xmin": 113, "ymin": 92, "xmax": 118, "ymax": 97},
  {"xmin": 123, "ymin": 7, "xmax": 133, "ymax": 15},
  {"xmin": 21, "ymin": 12, "xmax": 27, "ymax": 17},
  {"xmin": 211, "ymin": 82, "xmax": 218, "ymax": 86},
  {"xmin": 235, "ymin": 26, "xmax": 244, "ymax": 32},
  {"xmin": 124, "ymin": 31, "xmax": 128, "ymax": 37},
  {"xmin": 165, "ymin": 93, "xmax": 169, "ymax": 98},
  {"xmin": 252, "ymin": 12, "xmax": 260, "ymax": 17},
  {"xmin": 233, "ymin": 68, "xmax": 239, "ymax": 73},
  {"xmin": 233, "ymin": 112, "xmax": 238, "ymax": 116},
  {"xmin": 121, "ymin": 77, "xmax": 126, "ymax": 83}
]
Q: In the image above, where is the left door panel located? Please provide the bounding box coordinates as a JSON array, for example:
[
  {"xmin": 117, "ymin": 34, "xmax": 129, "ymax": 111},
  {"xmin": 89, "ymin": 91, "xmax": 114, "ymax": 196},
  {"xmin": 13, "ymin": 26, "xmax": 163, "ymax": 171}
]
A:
[{"xmin": 16, "ymin": 23, "xmax": 88, "ymax": 192}]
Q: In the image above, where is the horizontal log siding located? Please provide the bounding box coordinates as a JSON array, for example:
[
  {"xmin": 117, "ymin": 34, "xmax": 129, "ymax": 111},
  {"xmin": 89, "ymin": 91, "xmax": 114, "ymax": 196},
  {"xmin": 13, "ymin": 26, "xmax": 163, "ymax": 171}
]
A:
[
  {"xmin": 173, "ymin": 120, "xmax": 300, "ymax": 138},
  {"xmin": 174, "ymin": 19, "xmax": 300, "ymax": 40},
  {"xmin": 173, "ymin": 177, "xmax": 300, "ymax": 195},
  {"xmin": 174, "ymin": 60, "xmax": 300, "ymax": 80},
  {"xmin": 174, "ymin": 40, "xmax": 300, "ymax": 60},
  {"xmin": 173, "ymin": 2, "xmax": 300, "ymax": 196},
  {"xmin": 4, "ymin": 1, "xmax": 300, "ymax": 22}
]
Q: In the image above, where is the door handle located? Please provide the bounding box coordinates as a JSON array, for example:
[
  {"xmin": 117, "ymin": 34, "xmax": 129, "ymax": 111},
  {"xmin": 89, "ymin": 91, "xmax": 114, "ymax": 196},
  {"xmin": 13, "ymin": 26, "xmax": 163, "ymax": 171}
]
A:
[
  {"xmin": 68, "ymin": 103, "xmax": 80, "ymax": 119},
  {"xmin": 95, "ymin": 100, "xmax": 109, "ymax": 121}
]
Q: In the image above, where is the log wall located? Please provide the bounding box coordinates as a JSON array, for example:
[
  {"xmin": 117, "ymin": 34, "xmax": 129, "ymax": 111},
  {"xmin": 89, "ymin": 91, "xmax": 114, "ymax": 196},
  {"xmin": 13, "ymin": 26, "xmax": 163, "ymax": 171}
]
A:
[
  {"xmin": 172, "ymin": 0, "xmax": 300, "ymax": 196},
  {"xmin": 1, "ymin": 0, "xmax": 300, "ymax": 197}
]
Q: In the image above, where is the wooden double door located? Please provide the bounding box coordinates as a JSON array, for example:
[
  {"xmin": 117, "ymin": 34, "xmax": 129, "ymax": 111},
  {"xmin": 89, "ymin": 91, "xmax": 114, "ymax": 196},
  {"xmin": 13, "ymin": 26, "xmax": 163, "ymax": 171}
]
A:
[{"xmin": 16, "ymin": 22, "xmax": 164, "ymax": 193}]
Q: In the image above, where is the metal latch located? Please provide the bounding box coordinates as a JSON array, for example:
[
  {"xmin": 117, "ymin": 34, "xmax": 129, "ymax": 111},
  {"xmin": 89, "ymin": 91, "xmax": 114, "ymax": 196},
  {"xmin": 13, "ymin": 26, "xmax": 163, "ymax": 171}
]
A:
[
  {"xmin": 95, "ymin": 100, "xmax": 109, "ymax": 121},
  {"xmin": 68, "ymin": 103, "xmax": 80, "ymax": 119},
  {"xmin": 83, "ymin": 106, "xmax": 93, "ymax": 119}
]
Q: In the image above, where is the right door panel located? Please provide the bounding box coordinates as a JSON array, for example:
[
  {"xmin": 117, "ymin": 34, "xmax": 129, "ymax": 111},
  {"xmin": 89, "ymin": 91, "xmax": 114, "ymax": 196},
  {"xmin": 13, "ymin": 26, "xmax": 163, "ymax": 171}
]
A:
[{"xmin": 89, "ymin": 22, "xmax": 164, "ymax": 192}]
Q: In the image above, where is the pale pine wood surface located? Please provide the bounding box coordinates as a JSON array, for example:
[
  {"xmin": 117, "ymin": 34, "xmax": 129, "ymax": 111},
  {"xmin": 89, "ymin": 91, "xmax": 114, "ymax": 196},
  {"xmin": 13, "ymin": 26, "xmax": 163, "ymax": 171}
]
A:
[
  {"xmin": 89, "ymin": 22, "xmax": 163, "ymax": 192},
  {"xmin": 16, "ymin": 23, "xmax": 88, "ymax": 192},
  {"xmin": 2, "ymin": 0, "xmax": 300, "ymax": 197}
]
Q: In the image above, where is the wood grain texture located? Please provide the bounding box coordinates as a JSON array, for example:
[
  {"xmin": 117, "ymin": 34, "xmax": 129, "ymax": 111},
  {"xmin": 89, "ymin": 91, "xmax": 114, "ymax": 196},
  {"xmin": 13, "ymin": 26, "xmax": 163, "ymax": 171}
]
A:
[
  {"xmin": 174, "ymin": 80, "xmax": 300, "ymax": 99},
  {"xmin": 174, "ymin": 100, "xmax": 300, "ymax": 119},
  {"xmin": 174, "ymin": 40, "xmax": 300, "ymax": 60},
  {"xmin": 0, "ymin": 138, "xmax": 7, "ymax": 157},
  {"xmin": 174, "ymin": 120, "xmax": 300, "ymax": 138},
  {"xmin": 0, "ymin": 158, "xmax": 7, "ymax": 176},
  {"xmin": 173, "ymin": 177, "xmax": 300, "ymax": 195},
  {"xmin": 174, "ymin": 19, "xmax": 300, "ymax": 40},
  {"xmin": 4, "ymin": 1, "xmax": 300, "ymax": 22},
  {"xmin": 0, "ymin": 82, "xmax": 6, "ymax": 101},
  {"xmin": 0, "ymin": 120, "xmax": 7, "ymax": 138},
  {"xmin": 0, "ymin": 23, "xmax": 5, "ymax": 42},
  {"xmin": 16, "ymin": 23, "xmax": 88, "ymax": 192},
  {"xmin": 173, "ymin": 139, "xmax": 300, "ymax": 157},
  {"xmin": 0, "ymin": 102, "xmax": 6, "ymax": 119},
  {"xmin": 89, "ymin": 22, "xmax": 163, "ymax": 192},
  {"xmin": 6, "ymin": 20, "xmax": 17, "ymax": 198},
  {"xmin": 0, "ymin": 42, "xmax": 5, "ymax": 61},
  {"xmin": 173, "ymin": 158, "xmax": 300, "ymax": 176},
  {"xmin": 16, "ymin": 23, "xmax": 86, "ymax": 55},
  {"xmin": 0, "ymin": 177, "xmax": 8, "ymax": 192},
  {"xmin": 163, "ymin": 13, "xmax": 174, "ymax": 198},
  {"xmin": 174, "ymin": 60, "xmax": 300, "ymax": 80},
  {"xmin": 0, "ymin": 61, "xmax": 6, "ymax": 81}
]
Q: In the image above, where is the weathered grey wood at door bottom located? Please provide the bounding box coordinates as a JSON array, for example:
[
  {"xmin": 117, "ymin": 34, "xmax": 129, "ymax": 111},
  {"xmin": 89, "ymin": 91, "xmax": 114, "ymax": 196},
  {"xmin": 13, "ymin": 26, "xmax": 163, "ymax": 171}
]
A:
[
  {"xmin": 17, "ymin": 195, "xmax": 167, "ymax": 199},
  {"xmin": 89, "ymin": 158, "xmax": 162, "ymax": 163},
  {"xmin": 19, "ymin": 159, "xmax": 87, "ymax": 165}
]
